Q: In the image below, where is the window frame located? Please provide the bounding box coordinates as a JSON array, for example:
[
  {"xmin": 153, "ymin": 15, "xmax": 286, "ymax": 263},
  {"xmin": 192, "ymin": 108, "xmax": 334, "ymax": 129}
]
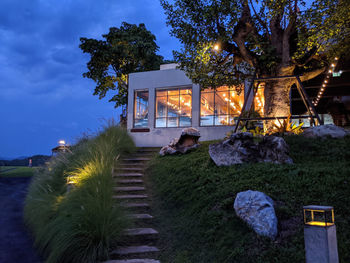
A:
[
  {"xmin": 133, "ymin": 89, "xmax": 149, "ymax": 128},
  {"xmin": 199, "ymin": 86, "xmax": 244, "ymax": 127},
  {"xmin": 154, "ymin": 85, "xmax": 193, "ymax": 128}
]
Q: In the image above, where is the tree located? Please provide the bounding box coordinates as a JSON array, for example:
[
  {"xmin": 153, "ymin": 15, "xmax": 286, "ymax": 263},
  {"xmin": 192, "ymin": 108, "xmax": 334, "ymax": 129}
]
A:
[
  {"xmin": 161, "ymin": 0, "xmax": 350, "ymax": 128},
  {"xmin": 80, "ymin": 22, "xmax": 163, "ymax": 108}
]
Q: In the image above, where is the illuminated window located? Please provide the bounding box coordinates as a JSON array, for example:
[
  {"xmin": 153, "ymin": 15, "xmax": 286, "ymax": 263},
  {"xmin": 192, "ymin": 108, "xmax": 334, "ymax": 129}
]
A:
[
  {"xmin": 134, "ymin": 90, "xmax": 149, "ymax": 128},
  {"xmin": 200, "ymin": 86, "xmax": 244, "ymax": 126},
  {"xmin": 155, "ymin": 87, "xmax": 192, "ymax": 128},
  {"xmin": 254, "ymin": 84, "xmax": 265, "ymax": 116}
]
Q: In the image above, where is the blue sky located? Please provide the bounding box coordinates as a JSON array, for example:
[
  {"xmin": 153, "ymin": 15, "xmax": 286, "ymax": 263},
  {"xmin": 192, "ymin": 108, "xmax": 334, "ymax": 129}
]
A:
[{"xmin": 0, "ymin": 0, "xmax": 180, "ymax": 158}]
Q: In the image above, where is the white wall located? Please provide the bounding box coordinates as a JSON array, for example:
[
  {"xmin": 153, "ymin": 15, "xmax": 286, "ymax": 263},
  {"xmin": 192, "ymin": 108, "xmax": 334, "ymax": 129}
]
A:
[{"xmin": 127, "ymin": 68, "xmax": 241, "ymax": 147}]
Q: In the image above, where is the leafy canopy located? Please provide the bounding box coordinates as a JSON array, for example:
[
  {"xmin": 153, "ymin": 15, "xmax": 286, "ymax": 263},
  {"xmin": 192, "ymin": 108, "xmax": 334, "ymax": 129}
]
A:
[
  {"xmin": 161, "ymin": 0, "xmax": 350, "ymax": 88},
  {"xmin": 80, "ymin": 22, "xmax": 163, "ymax": 107}
]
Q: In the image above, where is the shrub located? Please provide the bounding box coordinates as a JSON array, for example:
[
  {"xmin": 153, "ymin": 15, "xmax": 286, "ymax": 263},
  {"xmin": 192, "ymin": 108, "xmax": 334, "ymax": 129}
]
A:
[{"xmin": 24, "ymin": 124, "xmax": 135, "ymax": 263}]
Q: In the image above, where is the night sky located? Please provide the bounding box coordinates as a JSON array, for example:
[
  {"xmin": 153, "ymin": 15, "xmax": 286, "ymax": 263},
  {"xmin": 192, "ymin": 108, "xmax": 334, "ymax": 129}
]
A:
[{"xmin": 0, "ymin": 0, "xmax": 180, "ymax": 158}]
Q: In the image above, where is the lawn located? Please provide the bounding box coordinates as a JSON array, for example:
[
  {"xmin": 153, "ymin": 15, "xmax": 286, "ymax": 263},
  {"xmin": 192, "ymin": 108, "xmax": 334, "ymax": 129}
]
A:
[
  {"xmin": 147, "ymin": 135, "xmax": 350, "ymax": 263},
  {"xmin": 0, "ymin": 166, "xmax": 36, "ymax": 177}
]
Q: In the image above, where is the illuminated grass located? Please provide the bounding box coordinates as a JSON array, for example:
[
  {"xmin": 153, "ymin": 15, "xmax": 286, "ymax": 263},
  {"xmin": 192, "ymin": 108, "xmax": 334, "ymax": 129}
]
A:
[
  {"xmin": 147, "ymin": 136, "xmax": 350, "ymax": 263},
  {"xmin": 24, "ymin": 124, "xmax": 135, "ymax": 263}
]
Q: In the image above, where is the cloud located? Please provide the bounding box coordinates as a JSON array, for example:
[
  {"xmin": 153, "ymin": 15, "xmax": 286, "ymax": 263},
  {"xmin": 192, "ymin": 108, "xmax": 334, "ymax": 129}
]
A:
[{"xmin": 0, "ymin": 0, "xmax": 180, "ymax": 157}]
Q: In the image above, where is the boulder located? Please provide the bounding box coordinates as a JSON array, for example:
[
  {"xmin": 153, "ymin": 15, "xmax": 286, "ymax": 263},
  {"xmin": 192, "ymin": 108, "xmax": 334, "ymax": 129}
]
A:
[
  {"xmin": 209, "ymin": 133, "xmax": 292, "ymax": 166},
  {"xmin": 303, "ymin": 124, "xmax": 349, "ymax": 138},
  {"xmin": 234, "ymin": 190, "xmax": 278, "ymax": 239},
  {"xmin": 159, "ymin": 128, "xmax": 200, "ymax": 156}
]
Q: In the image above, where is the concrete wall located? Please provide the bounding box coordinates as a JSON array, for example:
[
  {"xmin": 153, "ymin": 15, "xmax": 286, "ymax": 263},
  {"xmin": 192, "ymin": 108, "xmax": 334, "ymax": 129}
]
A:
[{"xmin": 127, "ymin": 68, "xmax": 241, "ymax": 147}]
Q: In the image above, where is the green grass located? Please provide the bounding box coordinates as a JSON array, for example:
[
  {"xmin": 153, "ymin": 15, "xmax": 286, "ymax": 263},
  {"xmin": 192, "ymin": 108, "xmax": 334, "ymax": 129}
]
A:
[
  {"xmin": 0, "ymin": 166, "xmax": 36, "ymax": 177},
  {"xmin": 24, "ymin": 124, "xmax": 135, "ymax": 263},
  {"xmin": 147, "ymin": 135, "xmax": 350, "ymax": 263}
]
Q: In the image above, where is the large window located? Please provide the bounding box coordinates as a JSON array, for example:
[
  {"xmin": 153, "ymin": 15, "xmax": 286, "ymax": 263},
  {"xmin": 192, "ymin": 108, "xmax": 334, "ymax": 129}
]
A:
[
  {"xmin": 254, "ymin": 84, "xmax": 265, "ymax": 116},
  {"xmin": 155, "ymin": 87, "xmax": 192, "ymax": 128},
  {"xmin": 134, "ymin": 90, "xmax": 149, "ymax": 128},
  {"xmin": 200, "ymin": 86, "xmax": 244, "ymax": 126}
]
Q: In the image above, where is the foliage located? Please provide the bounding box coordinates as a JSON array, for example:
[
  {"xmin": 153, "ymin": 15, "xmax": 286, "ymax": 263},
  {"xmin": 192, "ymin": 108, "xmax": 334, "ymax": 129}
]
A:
[
  {"xmin": 269, "ymin": 114, "xmax": 304, "ymax": 135},
  {"xmin": 161, "ymin": 0, "xmax": 349, "ymax": 88},
  {"xmin": 24, "ymin": 124, "xmax": 135, "ymax": 263},
  {"xmin": 147, "ymin": 136, "xmax": 350, "ymax": 262},
  {"xmin": 242, "ymin": 125, "xmax": 266, "ymax": 137},
  {"xmin": 80, "ymin": 22, "xmax": 163, "ymax": 107}
]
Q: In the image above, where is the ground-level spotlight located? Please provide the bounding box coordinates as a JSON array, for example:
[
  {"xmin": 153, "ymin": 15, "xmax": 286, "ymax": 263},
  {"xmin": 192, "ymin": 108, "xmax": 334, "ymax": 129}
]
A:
[{"xmin": 303, "ymin": 205, "xmax": 339, "ymax": 263}]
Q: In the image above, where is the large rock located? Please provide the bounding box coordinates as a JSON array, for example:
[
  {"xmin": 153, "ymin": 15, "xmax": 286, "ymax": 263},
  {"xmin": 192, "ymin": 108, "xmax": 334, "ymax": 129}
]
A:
[
  {"xmin": 209, "ymin": 133, "xmax": 292, "ymax": 166},
  {"xmin": 159, "ymin": 128, "xmax": 200, "ymax": 156},
  {"xmin": 303, "ymin": 124, "xmax": 350, "ymax": 138},
  {"xmin": 234, "ymin": 190, "xmax": 278, "ymax": 239}
]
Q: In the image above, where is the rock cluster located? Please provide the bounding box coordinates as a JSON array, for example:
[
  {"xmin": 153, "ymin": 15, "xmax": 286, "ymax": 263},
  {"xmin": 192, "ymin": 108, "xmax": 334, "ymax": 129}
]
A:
[
  {"xmin": 234, "ymin": 190, "xmax": 278, "ymax": 239},
  {"xmin": 303, "ymin": 124, "xmax": 349, "ymax": 138},
  {"xmin": 159, "ymin": 128, "xmax": 200, "ymax": 156},
  {"xmin": 209, "ymin": 132, "xmax": 293, "ymax": 166}
]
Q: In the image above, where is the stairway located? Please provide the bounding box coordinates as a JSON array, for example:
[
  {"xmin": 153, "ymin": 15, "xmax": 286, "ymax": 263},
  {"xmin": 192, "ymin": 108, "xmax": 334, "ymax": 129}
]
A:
[{"xmin": 106, "ymin": 148, "xmax": 160, "ymax": 263}]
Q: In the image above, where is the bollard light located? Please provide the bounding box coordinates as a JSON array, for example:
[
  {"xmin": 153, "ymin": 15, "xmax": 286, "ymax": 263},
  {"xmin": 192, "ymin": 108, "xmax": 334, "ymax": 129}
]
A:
[
  {"xmin": 303, "ymin": 205, "xmax": 339, "ymax": 263},
  {"xmin": 303, "ymin": 205, "xmax": 334, "ymax": 227}
]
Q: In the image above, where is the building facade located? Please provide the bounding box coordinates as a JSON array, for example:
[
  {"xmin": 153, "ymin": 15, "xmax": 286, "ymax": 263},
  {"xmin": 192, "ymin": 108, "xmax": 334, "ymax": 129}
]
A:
[{"xmin": 127, "ymin": 64, "xmax": 264, "ymax": 147}]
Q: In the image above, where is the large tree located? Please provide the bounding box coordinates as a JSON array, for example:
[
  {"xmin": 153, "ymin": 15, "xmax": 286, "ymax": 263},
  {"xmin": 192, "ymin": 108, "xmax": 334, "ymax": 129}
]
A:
[
  {"xmin": 161, "ymin": 0, "xmax": 350, "ymax": 128},
  {"xmin": 80, "ymin": 22, "xmax": 163, "ymax": 108}
]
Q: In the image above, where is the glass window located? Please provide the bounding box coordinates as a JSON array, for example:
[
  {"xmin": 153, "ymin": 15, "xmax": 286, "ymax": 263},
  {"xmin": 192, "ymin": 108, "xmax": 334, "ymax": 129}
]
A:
[
  {"xmin": 134, "ymin": 90, "xmax": 149, "ymax": 128},
  {"xmin": 200, "ymin": 85, "xmax": 244, "ymax": 126},
  {"xmin": 155, "ymin": 87, "xmax": 192, "ymax": 128},
  {"xmin": 254, "ymin": 84, "xmax": 265, "ymax": 116}
]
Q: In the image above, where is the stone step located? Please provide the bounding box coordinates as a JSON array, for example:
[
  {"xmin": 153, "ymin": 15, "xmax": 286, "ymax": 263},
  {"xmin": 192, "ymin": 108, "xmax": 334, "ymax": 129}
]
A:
[
  {"xmin": 118, "ymin": 179, "xmax": 144, "ymax": 184},
  {"xmin": 122, "ymin": 158, "xmax": 151, "ymax": 161},
  {"xmin": 104, "ymin": 259, "xmax": 160, "ymax": 263},
  {"xmin": 118, "ymin": 168, "xmax": 144, "ymax": 171},
  {"xmin": 123, "ymin": 228, "xmax": 158, "ymax": 236},
  {"xmin": 113, "ymin": 195, "xmax": 148, "ymax": 200},
  {"xmin": 114, "ymin": 173, "xmax": 144, "ymax": 177},
  {"xmin": 121, "ymin": 203, "xmax": 150, "ymax": 208},
  {"xmin": 127, "ymin": 214, "xmax": 153, "ymax": 219},
  {"xmin": 120, "ymin": 163, "xmax": 145, "ymax": 167},
  {"xmin": 115, "ymin": 186, "xmax": 145, "ymax": 192},
  {"xmin": 111, "ymin": 246, "xmax": 159, "ymax": 256}
]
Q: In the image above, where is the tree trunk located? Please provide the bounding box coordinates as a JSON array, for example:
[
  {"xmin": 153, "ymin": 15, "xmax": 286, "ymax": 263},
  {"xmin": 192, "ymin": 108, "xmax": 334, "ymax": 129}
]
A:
[{"xmin": 263, "ymin": 79, "xmax": 293, "ymax": 131}]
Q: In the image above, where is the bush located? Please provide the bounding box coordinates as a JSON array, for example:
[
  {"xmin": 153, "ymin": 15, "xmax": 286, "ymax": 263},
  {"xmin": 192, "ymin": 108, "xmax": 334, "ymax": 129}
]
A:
[
  {"xmin": 147, "ymin": 135, "xmax": 350, "ymax": 263},
  {"xmin": 24, "ymin": 124, "xmax": 135, "ymax": 263}
]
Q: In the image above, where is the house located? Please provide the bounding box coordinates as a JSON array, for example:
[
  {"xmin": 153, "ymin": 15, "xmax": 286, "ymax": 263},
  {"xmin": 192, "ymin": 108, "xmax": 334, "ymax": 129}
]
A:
[{"xmin": 127, "ymin": 64, "xmax": 262, "ymax": 147}]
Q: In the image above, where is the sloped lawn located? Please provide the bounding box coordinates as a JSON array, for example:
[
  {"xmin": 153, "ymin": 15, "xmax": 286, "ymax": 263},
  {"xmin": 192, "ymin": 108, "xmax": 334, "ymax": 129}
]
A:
[{"xmin": 147, "ymin": 135, "xmax": 350, "ymax": 263}]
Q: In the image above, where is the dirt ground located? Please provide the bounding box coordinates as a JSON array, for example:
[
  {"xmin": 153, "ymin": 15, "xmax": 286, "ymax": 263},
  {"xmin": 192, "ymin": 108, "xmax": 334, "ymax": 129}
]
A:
[{"xmin": 0, "ymin": 177, "xmax": 42, "ymax": 263}]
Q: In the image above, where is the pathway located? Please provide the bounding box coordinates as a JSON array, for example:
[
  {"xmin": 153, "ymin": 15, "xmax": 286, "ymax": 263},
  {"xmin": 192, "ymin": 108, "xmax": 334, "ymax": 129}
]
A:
[
  {"xmin": 0, "ymin": 177, "xmax": 42, "ymax": 263},
  {"xmin": 106, "ymin": 148, "xmax": 160, "ymax": 263}
]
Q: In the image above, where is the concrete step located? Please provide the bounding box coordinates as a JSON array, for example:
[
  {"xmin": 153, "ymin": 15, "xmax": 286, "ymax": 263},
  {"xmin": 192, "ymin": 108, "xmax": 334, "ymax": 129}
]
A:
[
  {"xmin": 114, "ymin": 173, "xmax": 144, "ymax": 177},
  {"xmin": 123, "ymin": 228, "xmax": 158, "ymax": 236},
  {"xmin": 127, "ymin": 214, "xmax": 153, "ymax": 219},
  {"xmin": 111, "ymin": 246, "xmax": 159, "ymax": 256},
  {"xmin": 104, "ymin": 259, "xmax": 160, "ymax": 263},
  {"xmin": 118, "ymin": 179, "xmax": 144, "ymax": 184},
  {"xmin": 115, "ymin": 186, "xmax": 145, "ymax": 192},
  {"xmin": 113, "ymin": 195, "xmax": 148, "ymax": 200},
  {"xmin": 122, "ymin": 158, "xmax": 151, "ymax": 161},
  {"xmin": 118, "ymin": 168, "xmax": 144, "ymax": 171},
  {"xmin": 120, "ymin": 163, "xmax": 145, "ymax": 167},
  {"xmin": 121, "ymin": 203, "xmax": 150, "ymax": 208}
]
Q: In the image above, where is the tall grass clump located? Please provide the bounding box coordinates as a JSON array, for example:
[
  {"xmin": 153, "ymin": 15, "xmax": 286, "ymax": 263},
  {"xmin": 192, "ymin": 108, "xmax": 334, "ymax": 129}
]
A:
[{"xmin": 24, "ymin": 123, "xmax": 135, "ymax": 263}]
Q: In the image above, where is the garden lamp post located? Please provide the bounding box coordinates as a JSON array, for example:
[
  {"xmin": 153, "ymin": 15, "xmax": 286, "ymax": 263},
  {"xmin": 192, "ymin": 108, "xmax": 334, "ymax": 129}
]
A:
[{"xmin": 303, "ymin": 205, "xmax": 339, "ymax": 263}]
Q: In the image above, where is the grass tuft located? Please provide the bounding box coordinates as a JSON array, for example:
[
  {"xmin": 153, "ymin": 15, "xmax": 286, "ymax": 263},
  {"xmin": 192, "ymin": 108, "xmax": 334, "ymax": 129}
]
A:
[{"xmin": 24, "ymin": 124, "xmax": 135, "ymax": 263}]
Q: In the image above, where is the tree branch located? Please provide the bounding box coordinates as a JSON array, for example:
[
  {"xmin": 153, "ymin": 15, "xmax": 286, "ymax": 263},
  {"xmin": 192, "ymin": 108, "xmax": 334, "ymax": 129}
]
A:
[
  {"xmin": 299, "ymin": 67, "xmax": 326, "ymax": 82},
  {"xmin": 248, "ymin": 0, "xmax": 270, "ymax": 40}
]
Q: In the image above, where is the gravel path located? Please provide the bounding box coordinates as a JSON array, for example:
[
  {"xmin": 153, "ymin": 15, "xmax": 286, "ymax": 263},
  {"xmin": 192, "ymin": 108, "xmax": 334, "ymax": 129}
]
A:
[{"xmin": 0, "ymin": 177, "xmax": 42, "ymax": 263}]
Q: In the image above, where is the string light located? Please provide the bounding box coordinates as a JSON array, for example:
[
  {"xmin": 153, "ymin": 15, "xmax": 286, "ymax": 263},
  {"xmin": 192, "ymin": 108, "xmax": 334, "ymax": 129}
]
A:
[{"xmin": 313, "ymin": 57, "xmax": 340, "ymax": 107}]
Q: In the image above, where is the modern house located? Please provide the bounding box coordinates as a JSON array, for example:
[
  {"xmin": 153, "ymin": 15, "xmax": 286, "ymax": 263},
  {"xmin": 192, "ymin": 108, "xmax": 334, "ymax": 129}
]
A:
[{"xmin": 127, "ymin": 64, "xmax": 263, "ymax": 147}]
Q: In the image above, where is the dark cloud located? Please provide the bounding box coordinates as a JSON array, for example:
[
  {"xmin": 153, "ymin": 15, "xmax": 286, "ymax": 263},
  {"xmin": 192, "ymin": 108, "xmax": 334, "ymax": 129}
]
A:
[{"xmin": 0, "ymin": 0, "xmax": 180, "ymax": 157}]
